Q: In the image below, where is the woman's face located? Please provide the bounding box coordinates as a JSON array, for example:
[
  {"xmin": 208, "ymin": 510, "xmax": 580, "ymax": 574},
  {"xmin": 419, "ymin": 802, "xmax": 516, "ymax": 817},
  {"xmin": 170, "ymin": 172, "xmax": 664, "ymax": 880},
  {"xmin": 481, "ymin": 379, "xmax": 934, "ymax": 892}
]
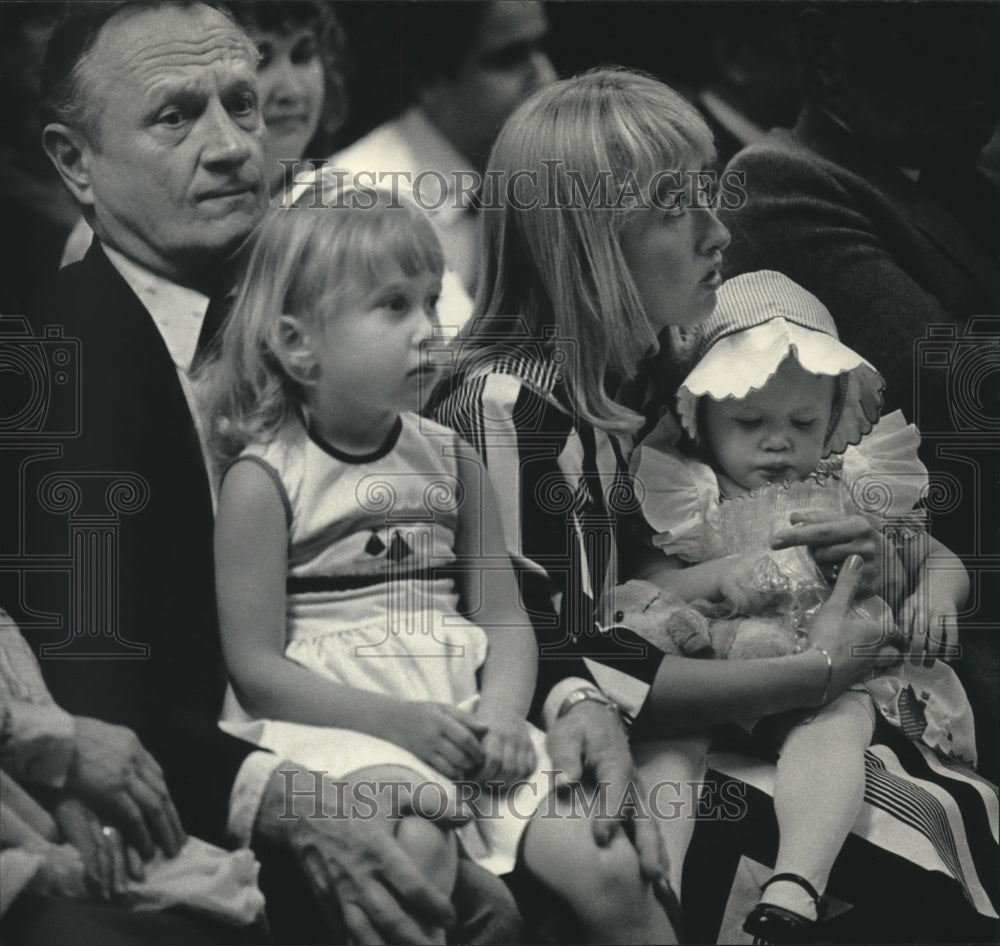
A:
[
  {"xmin": 253, "ymin": 27, "xmax": 325, "ymax": 192},
  {"xmin": 620, "ymin": 199, "xmax": 730, "ymax": 330}
]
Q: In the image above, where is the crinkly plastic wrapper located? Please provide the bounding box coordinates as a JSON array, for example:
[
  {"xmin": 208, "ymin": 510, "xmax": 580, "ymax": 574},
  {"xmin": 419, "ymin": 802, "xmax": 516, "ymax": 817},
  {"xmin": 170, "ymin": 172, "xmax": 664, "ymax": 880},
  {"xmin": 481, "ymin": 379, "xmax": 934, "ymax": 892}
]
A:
[{"xmin": 718, "ymin": 546, "xmax": 828, "ymax": 626}]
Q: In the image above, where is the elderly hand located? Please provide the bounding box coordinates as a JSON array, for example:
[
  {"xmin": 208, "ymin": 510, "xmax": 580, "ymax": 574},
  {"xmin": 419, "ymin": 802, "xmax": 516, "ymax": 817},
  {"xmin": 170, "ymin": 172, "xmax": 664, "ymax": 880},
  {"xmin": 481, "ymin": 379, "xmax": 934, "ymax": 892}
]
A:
[
  {"xmin": 28, "ymin": 841, "xmax": 88, "ymax": 900},
  {"xmin": 545, "ymin": 701, "xmax": 669, "ymax": 885},
  {"xmin": 771, "ymin": 510, "xmax": 902, "ymax": 600},
  {"xmin": 256, "ymin": 763, "xmax": 461, "ymax": 944},
  {"xmin": 68, "ymin": 717, "xmax": 185, "ymax": 860},
  {"xmin": 52, "ymin": 797, "xmax": 143, "ymax": 900}
]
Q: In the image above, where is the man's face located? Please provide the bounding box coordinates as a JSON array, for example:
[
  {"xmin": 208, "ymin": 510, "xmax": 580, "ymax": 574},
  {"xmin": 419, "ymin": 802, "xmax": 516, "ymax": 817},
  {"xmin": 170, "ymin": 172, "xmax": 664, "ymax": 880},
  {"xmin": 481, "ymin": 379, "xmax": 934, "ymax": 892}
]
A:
[
  {"xmin": 428, "ymin": 1, "xmax": 555, "ymax": 166},
  {"xmin": 78, "ymin": 4, "xmax": 267, "ymax": 282}
]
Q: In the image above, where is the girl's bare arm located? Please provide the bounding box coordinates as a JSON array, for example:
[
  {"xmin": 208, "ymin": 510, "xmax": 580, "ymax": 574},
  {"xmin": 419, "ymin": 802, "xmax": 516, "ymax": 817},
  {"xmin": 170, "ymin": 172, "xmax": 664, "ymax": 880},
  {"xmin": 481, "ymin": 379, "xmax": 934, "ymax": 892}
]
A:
[
  {"xmin": 452, "ymin": 440, "xmax": 537, "ymax": 725},
  {"xmin": 215, "ymin": 460, "xmax": 484, "ymax": 775}
]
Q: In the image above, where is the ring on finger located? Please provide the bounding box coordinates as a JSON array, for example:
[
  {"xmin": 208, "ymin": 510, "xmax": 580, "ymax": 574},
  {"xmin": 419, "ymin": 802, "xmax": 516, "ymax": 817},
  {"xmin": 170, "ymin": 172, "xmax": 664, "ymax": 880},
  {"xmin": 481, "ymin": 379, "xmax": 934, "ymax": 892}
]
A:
[{"xmin": 102, "ymin": 825, "xmax": 115, "ymax": 838}]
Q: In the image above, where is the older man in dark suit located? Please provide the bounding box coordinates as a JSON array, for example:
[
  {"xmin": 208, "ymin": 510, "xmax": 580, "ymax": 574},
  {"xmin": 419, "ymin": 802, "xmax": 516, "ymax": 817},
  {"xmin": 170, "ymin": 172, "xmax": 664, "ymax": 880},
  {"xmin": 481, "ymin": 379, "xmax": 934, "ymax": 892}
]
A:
[
  {"xmin": 12, "ymin": 2, "xmax": 520, "ymax": 941},
  {"xmin": 719, "ymin": 4, "xmax": 1000, "ymax": 781}
]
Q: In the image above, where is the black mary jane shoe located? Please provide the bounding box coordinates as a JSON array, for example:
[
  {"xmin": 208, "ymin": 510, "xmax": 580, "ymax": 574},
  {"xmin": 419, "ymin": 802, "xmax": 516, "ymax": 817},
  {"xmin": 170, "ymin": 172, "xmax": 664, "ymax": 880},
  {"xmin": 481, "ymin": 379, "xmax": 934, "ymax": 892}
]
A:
[{"xmin": 742, "ymin": 873, "xmax": 822, "ymax": 945}]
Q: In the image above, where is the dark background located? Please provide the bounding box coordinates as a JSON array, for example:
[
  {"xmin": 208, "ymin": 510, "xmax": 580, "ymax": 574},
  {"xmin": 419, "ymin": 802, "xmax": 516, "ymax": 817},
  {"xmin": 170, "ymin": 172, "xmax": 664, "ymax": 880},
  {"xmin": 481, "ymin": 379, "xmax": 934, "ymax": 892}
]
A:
[{"xmin": 330, "ymin": 1, "xmax": 806, "ymax": 149}]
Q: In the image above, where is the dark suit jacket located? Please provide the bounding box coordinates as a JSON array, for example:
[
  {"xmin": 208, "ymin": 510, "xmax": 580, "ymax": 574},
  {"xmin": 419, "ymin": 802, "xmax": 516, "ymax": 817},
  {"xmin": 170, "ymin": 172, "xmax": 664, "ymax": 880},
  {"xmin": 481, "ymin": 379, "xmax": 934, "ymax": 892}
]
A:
[
  {"xmin": 21, "ymin": 243, "xmax": 256, "ymax": 846},
  {"xmin": 719, "ymin": 104, "xmax": 1000, "ymax": 406},
  {"xmin": 10, "ymin": 244, "xmax": 521, "ymax": 942},
  {"xmin": 719, "ymin": 105, "xmax": 1000, "ymax": 543}
]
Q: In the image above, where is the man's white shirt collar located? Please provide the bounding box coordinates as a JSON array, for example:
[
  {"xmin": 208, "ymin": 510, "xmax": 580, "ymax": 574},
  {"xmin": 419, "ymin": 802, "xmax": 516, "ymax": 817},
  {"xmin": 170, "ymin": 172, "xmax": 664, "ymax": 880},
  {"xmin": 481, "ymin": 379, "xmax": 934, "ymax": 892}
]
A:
[{"xmin": 102, "ymin": 244, "xmax": 210, "ymax": 373}]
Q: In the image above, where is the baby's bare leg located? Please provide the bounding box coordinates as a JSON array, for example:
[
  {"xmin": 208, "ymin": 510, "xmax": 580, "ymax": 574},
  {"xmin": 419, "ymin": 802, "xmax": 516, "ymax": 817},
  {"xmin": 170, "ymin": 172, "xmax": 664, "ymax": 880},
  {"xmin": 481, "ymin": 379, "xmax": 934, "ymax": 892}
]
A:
[
  {"xmin": 764, "ymin": 691, "xmax": 876, "ymax": 918},
  {"xmin": 522, "ymin": 789, "xmax": 677, "ymax": 945}
]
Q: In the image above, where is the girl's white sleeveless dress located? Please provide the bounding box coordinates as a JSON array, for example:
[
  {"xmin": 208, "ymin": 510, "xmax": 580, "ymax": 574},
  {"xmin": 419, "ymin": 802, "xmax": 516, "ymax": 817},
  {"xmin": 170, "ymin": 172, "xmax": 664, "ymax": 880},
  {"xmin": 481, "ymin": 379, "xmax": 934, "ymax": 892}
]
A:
[{"xmin": 220, "ymin": 412, "xmax": 550, "ymax": 874}]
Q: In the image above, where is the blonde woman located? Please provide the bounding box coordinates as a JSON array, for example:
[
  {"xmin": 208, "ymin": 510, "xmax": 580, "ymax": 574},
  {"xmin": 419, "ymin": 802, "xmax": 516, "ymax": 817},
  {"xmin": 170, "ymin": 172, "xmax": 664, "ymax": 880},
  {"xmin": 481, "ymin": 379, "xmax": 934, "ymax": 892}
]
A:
[{"xmin": 431, "ymin": 68, "xmax": 894, "ymax": 936}]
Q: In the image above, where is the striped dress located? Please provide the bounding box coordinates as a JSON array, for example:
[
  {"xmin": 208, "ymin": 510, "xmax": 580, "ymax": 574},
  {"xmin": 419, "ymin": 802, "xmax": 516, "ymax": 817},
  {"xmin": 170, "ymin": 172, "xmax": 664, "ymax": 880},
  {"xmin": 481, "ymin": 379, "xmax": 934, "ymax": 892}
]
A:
[{"xmin": 433, "ymin": 347, "xmax": 666, "ymax": 721}]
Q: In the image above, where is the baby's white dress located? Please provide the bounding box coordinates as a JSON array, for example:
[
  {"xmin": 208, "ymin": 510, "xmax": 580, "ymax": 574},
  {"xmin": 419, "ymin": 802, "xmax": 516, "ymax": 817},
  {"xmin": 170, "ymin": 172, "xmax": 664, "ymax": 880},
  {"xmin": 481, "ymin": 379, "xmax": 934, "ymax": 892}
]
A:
[{"xmin": 632, "ymin": 410, "xmax": 978, "ymax": 767}]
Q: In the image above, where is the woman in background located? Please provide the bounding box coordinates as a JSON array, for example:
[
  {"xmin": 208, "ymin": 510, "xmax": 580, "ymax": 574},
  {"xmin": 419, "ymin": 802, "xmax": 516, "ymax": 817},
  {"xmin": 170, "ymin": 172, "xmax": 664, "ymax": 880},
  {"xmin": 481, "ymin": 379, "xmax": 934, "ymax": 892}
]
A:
[{"xmin": 227, "ymin": 0, "xmax": 348, "ymax": 195}]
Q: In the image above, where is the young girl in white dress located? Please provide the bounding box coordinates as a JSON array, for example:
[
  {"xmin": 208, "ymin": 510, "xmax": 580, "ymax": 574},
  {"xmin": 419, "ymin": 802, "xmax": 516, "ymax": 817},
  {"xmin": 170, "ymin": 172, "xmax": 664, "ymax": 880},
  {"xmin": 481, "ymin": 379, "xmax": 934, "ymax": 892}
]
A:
[
  {"xmin": 203, "ymin": 186, "xmax": 679, "ymax": 944},
  {"xmin": 632, "ymin": 270, "xmax": 976, "ymax": 942}
]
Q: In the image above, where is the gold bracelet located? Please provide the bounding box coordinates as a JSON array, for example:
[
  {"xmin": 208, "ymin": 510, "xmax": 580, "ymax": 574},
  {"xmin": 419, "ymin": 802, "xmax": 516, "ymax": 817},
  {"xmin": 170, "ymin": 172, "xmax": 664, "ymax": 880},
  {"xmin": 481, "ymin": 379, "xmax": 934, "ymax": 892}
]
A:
[{"xmin": 812, "ymin": 647, "xmax": 834, "ymax": 707}]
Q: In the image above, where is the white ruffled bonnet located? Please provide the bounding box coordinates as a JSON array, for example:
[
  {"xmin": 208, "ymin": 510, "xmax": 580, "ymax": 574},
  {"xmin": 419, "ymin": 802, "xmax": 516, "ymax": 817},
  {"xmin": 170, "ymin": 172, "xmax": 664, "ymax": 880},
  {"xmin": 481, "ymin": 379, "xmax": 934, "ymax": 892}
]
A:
[{"xmin": 677, "ymin": 270, "xmax": 885, "ymax": 457}]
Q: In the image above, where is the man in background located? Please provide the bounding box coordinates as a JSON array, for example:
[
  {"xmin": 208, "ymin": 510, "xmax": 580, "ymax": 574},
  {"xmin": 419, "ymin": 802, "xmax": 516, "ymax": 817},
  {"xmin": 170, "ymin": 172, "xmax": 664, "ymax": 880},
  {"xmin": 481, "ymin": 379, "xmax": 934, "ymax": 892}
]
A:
[{"xmin": 302, "ymin": 1, "xmax": 554, "ymax": 324}]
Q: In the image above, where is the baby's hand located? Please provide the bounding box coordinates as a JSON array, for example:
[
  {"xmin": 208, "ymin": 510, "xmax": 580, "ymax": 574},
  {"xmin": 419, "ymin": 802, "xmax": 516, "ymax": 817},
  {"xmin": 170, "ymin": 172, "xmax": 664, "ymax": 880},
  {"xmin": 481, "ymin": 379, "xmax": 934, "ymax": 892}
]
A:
[
  {"xmin": 899, "ymin": 588, "xmax": 960, "ymax": 665},
  {"xmin": 474, "ymin": 714, "xmax": 536, "ymax": 786},
  {"xmin": 394, "ymin": 702, "xmax": 488, "ymax": 780}
]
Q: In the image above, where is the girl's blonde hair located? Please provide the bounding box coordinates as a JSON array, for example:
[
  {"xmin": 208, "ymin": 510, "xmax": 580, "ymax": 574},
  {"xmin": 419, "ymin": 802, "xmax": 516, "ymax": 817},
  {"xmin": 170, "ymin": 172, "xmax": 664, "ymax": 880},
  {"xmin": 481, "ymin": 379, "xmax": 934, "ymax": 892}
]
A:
[
  {"xmin": 202, "ymin": 186, "xmax": 444, "ymax": 463},
  {"xmin": 465, "ymin": 67, "xmax": 714, "ymax": 432}
]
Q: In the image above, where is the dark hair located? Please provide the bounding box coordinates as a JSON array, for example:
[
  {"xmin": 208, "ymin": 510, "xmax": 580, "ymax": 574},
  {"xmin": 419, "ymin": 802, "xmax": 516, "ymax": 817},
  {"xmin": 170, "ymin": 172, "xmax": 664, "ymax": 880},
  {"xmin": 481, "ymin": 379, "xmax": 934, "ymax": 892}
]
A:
[
  {"xmin": 224, "ymin": 0, "xmax": 349, "ymax": 156},
  {"xmin": 40, "ymin": 1, "xmax": 248, "ymax": 137},
  {"xmin": 399, "ymin": 2, "xmax": 488, "ymax": 94}
]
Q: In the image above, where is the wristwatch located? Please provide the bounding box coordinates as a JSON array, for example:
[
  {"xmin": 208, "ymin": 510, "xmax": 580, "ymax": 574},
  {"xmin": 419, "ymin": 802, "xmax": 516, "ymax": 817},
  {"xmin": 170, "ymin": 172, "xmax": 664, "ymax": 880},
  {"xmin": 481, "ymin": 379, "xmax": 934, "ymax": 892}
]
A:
[{"xmin": 556, "ymin": 686, "xmax": 624, "ymax": 721}]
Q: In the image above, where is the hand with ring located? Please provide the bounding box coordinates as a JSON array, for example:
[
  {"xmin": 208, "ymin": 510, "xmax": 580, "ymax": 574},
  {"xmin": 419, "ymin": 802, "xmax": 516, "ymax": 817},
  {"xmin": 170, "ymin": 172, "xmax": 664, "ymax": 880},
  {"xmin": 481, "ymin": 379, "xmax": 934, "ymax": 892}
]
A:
[
  {"xmin": 53, "ymin": 797, "xmax": 144, "ymax": 899},
  {"xmin": 68, "ymin": 717, "xmax": 185, "ymax": 861}
]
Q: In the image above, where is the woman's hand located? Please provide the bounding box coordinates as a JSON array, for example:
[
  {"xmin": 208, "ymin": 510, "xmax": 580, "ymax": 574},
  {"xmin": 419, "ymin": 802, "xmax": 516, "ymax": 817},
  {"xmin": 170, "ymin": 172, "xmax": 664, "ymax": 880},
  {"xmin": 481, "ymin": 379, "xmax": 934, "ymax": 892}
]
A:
[
  {"xmin": 392, "ymin": 703, "xmax": 488, "ymax": 780},
  {"xmin": 52, "ymin": 797, "xmax": 143, "ymax": 900},
  {"xmin": 808, "ymin": 555, "xmax": 902, "ymax": 698},
  {"xmin": 68, "ymin": 717, "xmax": 185, "ymax": 860},
  {"xmin": 771, "ymin": 510, "xmax": 901, "ymax": 600},
  {"xmin": 473, "ymin": 713, "xmax": 537, "ymax": 785}
]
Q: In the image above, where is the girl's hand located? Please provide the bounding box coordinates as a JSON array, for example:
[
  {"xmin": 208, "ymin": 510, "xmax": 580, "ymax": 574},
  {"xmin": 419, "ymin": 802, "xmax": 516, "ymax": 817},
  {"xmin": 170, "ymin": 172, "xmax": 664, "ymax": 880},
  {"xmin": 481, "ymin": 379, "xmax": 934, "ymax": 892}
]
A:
[
  {"xmin": 474, "ymin": 714, "xmax": 537, "ymax": 785},
  {"xmin": 771, "ymin": 511, "xmax": 900, "ymax": 600},
  {"xmin": 899, "ymin": 588, "xmax": 961, "ymax": 665},
  {"xmin": 393, "ymin": 703, "xmax": 488, "ymax": 780},
  {"xmin": 53, "ymin": 797, "xmax": 142, "ymax": 900}
]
